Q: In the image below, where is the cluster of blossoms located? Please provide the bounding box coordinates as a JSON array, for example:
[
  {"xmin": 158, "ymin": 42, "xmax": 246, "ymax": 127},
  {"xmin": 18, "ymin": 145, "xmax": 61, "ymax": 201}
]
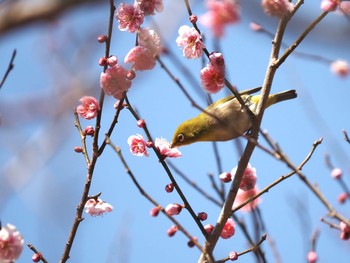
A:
[
  {"xmin": 200, "ymin": 0, "xmax": 240, "ymax": 38},
  {"xmin": 0, "ymin": 224, "xmax": 24, "ymax": 262},
  {"xmin": 84, "ymin": 198, "xmax": 113, "ymax": 216},
  {"xmin": 220, "ymin": 163, "xmax": 261, "ymax": 212},
  {"xmin": 127, "ymin": 133, "xmax": 181, "ymax": 159}
]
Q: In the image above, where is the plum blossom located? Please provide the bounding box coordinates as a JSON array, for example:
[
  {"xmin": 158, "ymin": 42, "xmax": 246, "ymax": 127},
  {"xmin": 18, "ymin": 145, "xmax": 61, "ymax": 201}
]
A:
[
  {"xmin": 100, "ymin": 64, "xmax": 132, "ymax": 99},
  {"xmin": 200, "ymin": 0, "xmax": 240, "ymax": 37},
  {"xmin": 167, "ymin": 225, "xmax": 178, "ymax": 237},
  {"xmin": 0, "ymin": 224, "xmax": 24, "ymax": 262},
  {"xmin": 116, "ymin": 3, "xmax": 144, "ymax": 33},
  {"xmin": 155, "ymin": 137, "xmax": 182, "ymax": 158},
  {"xmin": 84, "ymin": 198, "xmax": 113, "ymax": 216},
  {"xmin": 261, "ymin": 0, "xmax": 294, "ymax": 17},
  {"xmin": 138, "ymin": 28, "xmax": 161, "ymax": 57},
  {"xmin": 200, "ymin": 63, "xmax": 225, "ymax": 93},
  {"xmin": 176, "ymin": 25, "xmax": 205, "ymax": 59},
  {"xmin": 219, "ymin": 172, "xmax": 232, "ymax": 183},
  {"xmin": 321, "ymin": 0, "xmax": 340, "ymax": 12},
  {"xmin": 204, "ymin": 224, "xmax": 214, "ymax": 234},
  {"xmin": 76, "ymin": 96, "xmax": 100, "ymax": 120},
  {"xmin": 231, "ymin": 163, "xmax": 257, "ymax": 191},
  {"xmin": 220, "ymin": 218, "xmax": 235, "ymax": 239},
  {"xmin": 338, "ymin": 192, "xmax": 348, "ymax": 204},
  {"xmin": 149, "ymin": 206, "xmax": 161, "ymax": 217},
  {"xmin": 234, "ymin": 186, "xmax": 261, "ymax": 212},
  {"xmin": 136, "ymin": 0, "xmax": 164, "ymax": 16},
  {"xmin": 127, "ymin": 134, "xmax": 149, "ymax": 157},
  {"xmin": 330, "ymin": 60, "xmax": 350, "ymax": 77},
  {"xmin": 331, "ymin": 168, "xmax": 342, "ymax": 179},
  {"xmin": 125, "ymin": 46, "xmax": 156, "ymax": 71}
]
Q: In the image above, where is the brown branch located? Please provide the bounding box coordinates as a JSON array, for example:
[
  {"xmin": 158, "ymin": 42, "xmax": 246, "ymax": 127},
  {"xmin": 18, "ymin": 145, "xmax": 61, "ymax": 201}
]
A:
[{"xmin": 0, "ymin": 0, "xmax": 102, "ymax": 35}]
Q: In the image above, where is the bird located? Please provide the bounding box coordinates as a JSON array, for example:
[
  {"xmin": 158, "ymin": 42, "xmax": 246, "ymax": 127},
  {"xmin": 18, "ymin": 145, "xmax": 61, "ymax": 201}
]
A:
[{"xmin": 170, "ymin": 89, "xmax": 297, "ymax": 148}]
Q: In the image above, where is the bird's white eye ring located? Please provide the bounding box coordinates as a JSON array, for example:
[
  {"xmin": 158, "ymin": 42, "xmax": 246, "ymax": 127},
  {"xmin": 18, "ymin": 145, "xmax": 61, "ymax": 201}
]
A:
[{"xmin": 177, "ymin": 134, "xmax": 184, "ymax": 142}]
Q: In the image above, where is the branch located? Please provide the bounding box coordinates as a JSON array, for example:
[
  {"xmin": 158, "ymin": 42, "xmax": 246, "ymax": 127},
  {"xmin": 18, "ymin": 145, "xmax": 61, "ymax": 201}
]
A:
[{"xmin": 0, "ymin": 49, "xmax": 16, "ymax": 90}]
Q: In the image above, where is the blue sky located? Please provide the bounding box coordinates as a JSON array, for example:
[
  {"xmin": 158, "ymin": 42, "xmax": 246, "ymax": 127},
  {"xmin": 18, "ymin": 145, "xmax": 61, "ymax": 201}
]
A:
[{"xmin": 1, "ymin": 1, "xmax": 350, "ymax": 262}]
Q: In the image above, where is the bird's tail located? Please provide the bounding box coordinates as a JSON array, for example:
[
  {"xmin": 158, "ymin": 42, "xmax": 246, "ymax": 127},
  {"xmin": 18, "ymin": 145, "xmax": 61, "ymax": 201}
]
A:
[{"xmin": 266, "ymin": 89, "xmax": 297, "ymax": 107}]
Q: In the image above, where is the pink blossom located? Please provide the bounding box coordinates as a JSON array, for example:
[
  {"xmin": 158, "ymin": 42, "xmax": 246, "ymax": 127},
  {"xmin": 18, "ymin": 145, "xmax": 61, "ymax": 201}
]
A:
[
  {"xmin": 124, "ymin": 46, "xmax": 156, "ymax": 71},
  {"xmin": 127, "ymin": 134, "xmax": 149, "ymax": 157},
  {"xmin": 261, "ymin": 0, "xmax": 294, "ymax": 17},
  {"xmin": 176, "ymin": 25, "xmax": 205, "ymax": 59},
  {"xmin": 321, "ymin": 0, "xmax": 339, "ymax": 12},
  {"xmin": 0, "ymin": 224, "xmax": 24, "ymax": 262},
  {"xmin": 229, "ymin": 251, "xmax": 238, "ymax": 261},
  {"xmin": 136, "ymin": 0, "xmax": 164, "ymax": 16},
  {"xmin": 331, "ymin": 168, "xmax": 342, "ymax": 179},
  {"xmin": 100, "ymin": 64, "xmax": 132, "ymax": 99},
  {"xmin": 209, "ymin": 52, "xmax": 225, "ymax": 69},
  {"xmin": 167, "ymin": 225, "xmax": 178, "ymax": 237},
  {"xmin": 219, "ymin": 172, "xmax": 232, "ymax": 183},
  {"xmin": 200, "ymin": 0, "xmax": 240, "ymax": 37},
  {"xmin": 165, "ymin": 203, "xmax": 182, "ymax": 216},
  {"xmin": 250, "ymin": 22, "xmax": 263, "ymax": 32},
  {"xmin": 339, "ymin": 2, "xmax": 350, "ymax": 15},
  {"xmin": 138, "ymin": 28, "xmax": 161, "ymax": 57},
  {"xmin": 231, "ymin": 163, "xmax": 257, "ymax": 191},
  {"xmin": 107, "ymin": 55, "xmax": 118, "ymax": 67},
  {"xmin": 137, "ymin": 119, "xmax": 146, "ymax": 128},
  {"xmin": 84, "ymin": 126, "xmax": 95, "ymax": 136},
  {"xmin": 220, "ymin": 218, "xmax": 235, "ymax": 239},
  {"xmin": 307, "ymin": 251, "xmax": 318, "ymax": 263},
  {"xmin": 340, "ymin": 221, "xmax": 350, "ymax": 240},
  {"xmin": 204, "ymin": 224, "xmax": 215, "ymax": 234},
  {"xmin": 200, "ymin": 63, "xmax": 225, "ymax": 94},
  {"xmin": 116, "ymin": 3, "xmax": 144, "ymax": 33},
  {"xmin": 84, "ymin": 198, "xmax": 113, "ymax": 216},
  {"xmin": 330, "ymin": 60, "xmax": 350, "ymax": 77},
  {"xmin": 155, "ymin": 137, "xmax": 182, "ymax": 158},
  {"xmin": 76, "ymin": 96, "xmax": 100, "ymax": 120},
  {"xmin": 234, "ymin": 186, "xmax": 261, "ymax": 212}
]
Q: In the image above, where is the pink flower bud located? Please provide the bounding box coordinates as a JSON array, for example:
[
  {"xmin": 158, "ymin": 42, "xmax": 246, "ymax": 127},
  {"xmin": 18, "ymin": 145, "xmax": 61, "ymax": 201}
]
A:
[
  {"xmin": 330, "ymin": 60, "xmax": 350, "ymax": 77},
  {"xmin": 197, "ymin": 212, "xmax": 208, "ymax": 221},
  {"xmin": 189, "ymin": 15, "xmax": 198, "ymax": 23},
  {"xmin": 146, "ymin": 141, "xmax": 154, "ymax": 148},
  {"xmin": 250, "ymin": 22, "xmax": 263, "ymax": 32},
  {"xmin": 229, "ymin": 251, "xmax": 238, "ymax": 261},
  {"xmin": 337, "ymin": 192, "xmax": 348, "ymax": 204},
  {"xmin": 307, "ymin": 251, "xmax": 318, "ymax": 263},
  {"xmin": 204, "ymin": 224, "xmax": 214, "ymax": 234},
  {"xmin": 340, "ymin": 221, "xmax": 350, "ymax": 240},
  {"xmin": 219, "ymin": 172, "xmax": 232, "ymax": 183},
  {"xmin": 321, "ymin": 0, "xmax": 339, "ymax": 12},
  {"xmin": 167, "ymin": 225, "xmax": 178, "ymax": 237},
  {"xmin": 165, "ymin": 183, "xmax": 174, "ymax": 193},
  {"xmin": 165, "ymin": 203, "xmax": 182, "ymax": 216},
  {"xmin": 261, "ymin": 0, "xmax": 294, "ymax": 17},
  {"xmin": 107, "ymin": 55, "xmax": 118, "ymax": 67},
  {"xmin": 137, "ymin": 119, "xmax": 146, "ymax": 128},
  {"xmin": 97, "ymin": 35, "xmax": 107, "ymax": 43},
  {"xmin": 32, "ymin": 253, "xmax": 42, "ymax": 262},
  {"xmin": 99, "ymin": 57, "xmax": 107, "ymax": 66},
  {"xmin": 149, "ymin": 206, "xmax": 161, "ymax": 217},
  {"xmin": 331, "ymin": 168, "xmax": 342, "ymax": 179},
  {"xmin": 114, "ymin": 100, "xmax": 126, "ymax": 110},
  {"xmin": 74, "ymin": 146, "xmax": 83, "ymax": 153},
  {"xmin": 84, "ymin": 126, "xmax": 95, "ymax": 136},
  {"xmin": 126, "ymin": 70, "xmax": 136, "ymax": 80},
  {"xmin": 187, "ymin": 237, "xmax": 198, "ymax": 248},
  {"xmin": 220, "ymin": 218, "xmax": 235, "ymax": 239}
]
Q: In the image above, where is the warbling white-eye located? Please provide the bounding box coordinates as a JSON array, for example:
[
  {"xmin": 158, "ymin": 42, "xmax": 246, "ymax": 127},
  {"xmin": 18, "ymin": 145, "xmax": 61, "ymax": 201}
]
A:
[{"xmin": 170, "ymin": 89, "xmax": 297, "ymax": 148}]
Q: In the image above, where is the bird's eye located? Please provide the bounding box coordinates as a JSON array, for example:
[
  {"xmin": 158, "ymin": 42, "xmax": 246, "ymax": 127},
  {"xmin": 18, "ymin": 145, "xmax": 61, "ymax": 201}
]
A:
[{"xmin": 177, "ymin": 134, "xmax": 185, "ymax": 142}]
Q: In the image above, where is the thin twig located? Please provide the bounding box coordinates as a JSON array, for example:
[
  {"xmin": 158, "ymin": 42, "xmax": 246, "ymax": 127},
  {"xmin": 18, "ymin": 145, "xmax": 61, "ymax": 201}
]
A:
[
  {"xmin": 0, "ymin": 49, "xmax": 16, "ymax": 90},
  {"xmin": 27, "ymin": 243, "xmax": 49, "ymax": 263},
  {"xmin": 106, "ymin": 137, "xmax": 204, "ymax": 251},
  {"xmin": 124, "ymin": 94, "xmax": 209, "ymax": 239}
]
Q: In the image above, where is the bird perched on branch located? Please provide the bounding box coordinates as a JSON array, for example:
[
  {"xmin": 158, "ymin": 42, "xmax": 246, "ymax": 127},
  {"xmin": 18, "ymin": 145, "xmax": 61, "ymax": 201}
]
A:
[{"xmin": 170, "ymin": 88, "xmax": 297, "ymax": 148}]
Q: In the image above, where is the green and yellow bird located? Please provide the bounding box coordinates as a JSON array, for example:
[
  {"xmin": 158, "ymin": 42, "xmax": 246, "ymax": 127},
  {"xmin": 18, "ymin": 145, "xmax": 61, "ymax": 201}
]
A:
[{"xmin": 170, "ymin": 89, "xmax": 297, "ymax": 148}]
